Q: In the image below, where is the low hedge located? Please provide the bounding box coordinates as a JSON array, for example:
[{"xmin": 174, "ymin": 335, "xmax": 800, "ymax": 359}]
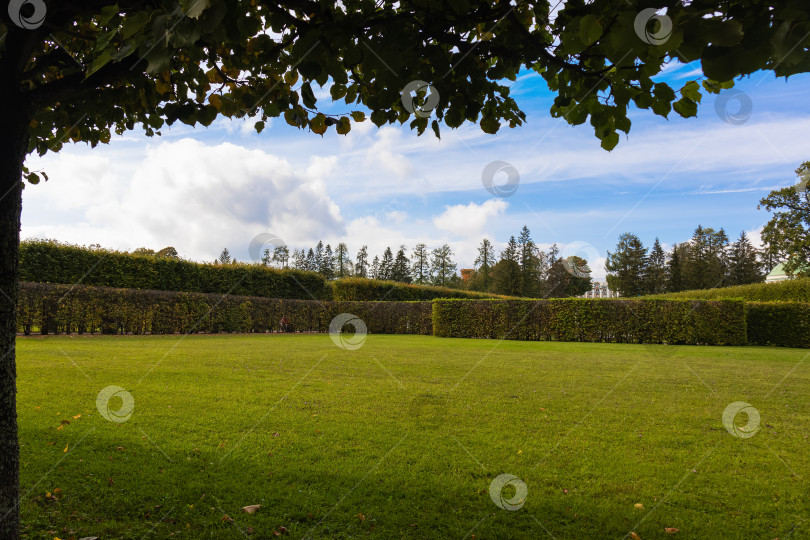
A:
[
  {"xmin": 746, "ymin": 302, "xmax": 810, "ymax": 348},
  {"xmin": 20, "ymin": 239, "xmax": 331, "ymax": 300},
  {"xmin": 17, "ymin": 282, "xmax": 431, "ymax": 336},
  {"xmin": 432, "ymin": 298, "xmax": 747, "ymax": 345},
  {"xmin": 649, "ymin": 278, "xmax": 810, "ymax": 303},
  {"xmin": 329, "ymin": 277, "xmax": 507, "ymax": 301}
]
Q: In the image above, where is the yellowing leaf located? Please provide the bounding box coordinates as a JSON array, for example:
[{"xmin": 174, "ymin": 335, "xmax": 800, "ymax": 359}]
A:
[
  {"xmin": 63, "ymin": 443, "xmax": 68, "ymax": 453},
  {"xmin": 634, "ymin": 503, "xmax": 644, "ymax": 510}
]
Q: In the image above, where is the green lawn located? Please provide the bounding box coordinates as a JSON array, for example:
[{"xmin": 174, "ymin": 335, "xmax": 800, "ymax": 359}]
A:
[{"xmin": 15, "ymin": 334, "xmax": 810, "ymax": 539}]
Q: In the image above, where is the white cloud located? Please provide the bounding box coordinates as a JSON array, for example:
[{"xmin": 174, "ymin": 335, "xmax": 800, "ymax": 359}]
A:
[
  {"xmin": 23, "ymin": 138, "xmax": 344, "ymax": 262},
  {"xmin": 433, "ymin": 199, "xmax": 508, "ymax": 238}
]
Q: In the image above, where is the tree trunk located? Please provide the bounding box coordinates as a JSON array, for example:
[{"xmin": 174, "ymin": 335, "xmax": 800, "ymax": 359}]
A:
[{"xmin": 0, "ymin": 91, "xmax": 28, "ymax": 539}]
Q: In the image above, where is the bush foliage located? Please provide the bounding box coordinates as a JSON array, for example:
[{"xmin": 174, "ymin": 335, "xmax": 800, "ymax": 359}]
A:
[
  {"xmin": 20, "ymin": 240, "xmax": 503, "ymax": 302},
  {"xmin": 746, "ymin": 302, "xmax": 810, "ymax": 348},
  {"xmin": 18, "ymin": 282, "xmax": 431, "ymax": 336},
  {"xmin": 20, "ymin": 239, "xmax": 331, "ymax": 300},
  {"xmin": 649, "ymin": 278, "xmax": 810, "ymax": 303},
  {"xmin": 330, "ymin": 277, "xmax": 506, "ymax": 301},
  {"xmin": 432, "ymin": 298, "xmax": 747, "ymax": 346}
]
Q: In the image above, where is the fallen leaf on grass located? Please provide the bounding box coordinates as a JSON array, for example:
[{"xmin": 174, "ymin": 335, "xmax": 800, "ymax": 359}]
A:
[
  {"xmin": 60, "ymin": 420, "xmax": 70, "ymax": 425},
  {"xmin": 221, "ymin": 515, "xmax": 234, "ymax": 523},
  {"xmin": 634, "ymin": 503, "xmax": 644, "ymax": 510},
  {"xmin": 241, "ymin": 505, "xmax": 262, "ymax": 515},
  {"xmin": 273, "ymin": 432, "xmax": 280, "ymax": 438},
  {"xmin": 356, "ymin": 513, "xmax": 365, "ymax": 521},
  {"xmin": 63, "ymin": 443, "xmax": 68, "ymax": 453},
  {"xmin": 72, "ymin": 415, "xmax": 81, "ymax": 420},
  {"xmin": 108, "ymin": 478, "xmax": 114, "ymax": 486},
  {"xmin": 278, "ymin": 526, "xmax": 288, "ymax": 533},
  {"xmin": 629, "ymin": 533, "xmax": 642, "ymax": 540},
  {"xmin": 245, "ymin": 527, "xmax": 254, "ymax": 534},
  {"xmin": 47, "ymin": 442, "xmax": 55, "ymax": 446},
  {"xmin": 665, "ymin": 528, "xmax": 679, "ymax": 534}
]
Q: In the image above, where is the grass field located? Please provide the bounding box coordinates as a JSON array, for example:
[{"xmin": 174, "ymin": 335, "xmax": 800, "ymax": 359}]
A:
[{"xmin": 15, "ymin": 334, "xmax": 810, "ymax": 539}]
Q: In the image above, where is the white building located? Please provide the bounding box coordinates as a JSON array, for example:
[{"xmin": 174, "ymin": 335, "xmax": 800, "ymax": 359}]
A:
[{"xmin": 582, "ymin": 281, "xmax": 620, "ymax": 298}]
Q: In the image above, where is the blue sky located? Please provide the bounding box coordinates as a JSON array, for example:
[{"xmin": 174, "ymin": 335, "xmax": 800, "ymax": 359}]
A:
[{"xmin": 22, "ymin": 61, "xmax": 810, "ymax": 278}]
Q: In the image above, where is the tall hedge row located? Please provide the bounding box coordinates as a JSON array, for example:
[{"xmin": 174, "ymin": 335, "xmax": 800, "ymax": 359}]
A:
[
  {"xmin": 17, "ymin": 282, "xmax": 432, "ymax": 336},
  {"xmin": 432, "ymin": 298, "xmax": 747, "ymax": 345},
  {"xmin": 19, "ymin": 240, "xmax": 503, "ymax": 302},
  {"xmin": 330, "ymin": 277, "xmax": 505, "ymax": 301},
  {"xmin": 649, "ymin": 278, "xmax": 810, "ymax": 303},
  {"xmin": 20, "ymin": 240, "xmax": 331, "ymax": 300},
  {"xmin": 746, "ymin": 302, "xmax": 810, "ymax": 348}
]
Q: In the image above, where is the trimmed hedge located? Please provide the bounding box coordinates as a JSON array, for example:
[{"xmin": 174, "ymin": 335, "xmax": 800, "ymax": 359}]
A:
[
  {"xmin": 746, "ymin": 302, "xmax": 810, "ymax": 348},
  {"xmin": 17, "ymin": 282, "xmax": 431, "ymax": 336},
  {"xmin": 20, "ymin": 239, "xmax": 331, "ymax": 300},
  {"xmin": 20, "ymin": 240, "xmax": 506, "ymax": 302},
  {"xmin": 330, "ymin": 277, "xmax": 506, "ymax": 301},
  {"xmin": 649, "ymin": 278, "xmax": 810, "ymax": 303},
  {"xmin": 432, "ymin": 298, "xmax": 747, "ymax": 345}
]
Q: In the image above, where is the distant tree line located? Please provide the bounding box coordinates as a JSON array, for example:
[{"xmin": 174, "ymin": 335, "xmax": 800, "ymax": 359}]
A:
[
  {"xmin": 605, "ymin": 227, "xmax": 765, "ymax": 297},
  {"xmin": 226, "ymin": 226, "xmax": 593, "ymax": 298}
]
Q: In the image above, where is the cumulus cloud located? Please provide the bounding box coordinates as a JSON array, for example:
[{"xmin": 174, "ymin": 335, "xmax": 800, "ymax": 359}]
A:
[
  {"xmin": 23, "ymin": 138, "xmax": 344, "ymax": 261},
  {"xmin": 433, "ymin": 199, "xmax": 508, "ymax": 238}
]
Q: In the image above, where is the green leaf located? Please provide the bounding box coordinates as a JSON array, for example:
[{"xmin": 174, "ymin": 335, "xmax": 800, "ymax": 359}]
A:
[
  {"xmin": 431, "ymin": 119, "xmax": 440, "ymax": 139},
  {"xmin": 673, "ymin": 97, "xmax": 698, "ymax": 118},
  {"xmin": 301, "ymin": 82, "xmax": 317, "ymax": 109},
  {"xmin": 180, "ymin": 0, "xmax": 211, "ymax": 19},
  {"xmin": 121, "ymin": 11, "xmax": 149, "ymax": 39},
  {"xmin": 336, "ymin": 117, "xmax": 351, "ymax": 135},
  {"xmin": 480, "ymin": 115, "xmax": 500, "ymax": 134},
  {"xmin": 579, "ymin": 15, "xmax": 602, "ymax": 47},
  {"xmin": 680, "ymin": 80, "xmax": 701, "ymax": 103},
  {"xmin": 99, "ymin": 4, "xmax": 120, "ymax": 26},
  {"xmin": 310, "ymin": 113, "xmax": 327, "ymax": 135},
  {"xmin": 600, "ymin": 131, "xmax": 619, "ymax": 151},
  {"xmin": 350, "ymin": 111, "xmax": 365, "ymax": 122}
]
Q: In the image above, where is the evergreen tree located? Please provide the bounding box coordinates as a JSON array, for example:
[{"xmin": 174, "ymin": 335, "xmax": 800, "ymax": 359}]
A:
[
  {"xmin": 379, "ymin": 247, "xmax": 394, "ymax": 280},
  {"xmin": 431, "ymin": 244, "xmax": 457, "ymax": 286},
  {"xmin": 218, "ymin": 248, "xmax": 231, "ymax": 265},
  {"xmin": 728, "ymin": 231, "xmax": 764, "ymax": 285},
  {"xmin": 605, "ymin": 233, "xmax": 648, "ymax": 296},
  {"xmin": 492, "ymin": 237, "xmax": 521, "ymax": 295},
  {"xmin": 391, "ymin": 246, "xmax": 412, "ymax": 283},
  {"xmin": 370, "ymin": 255, "xmax": 380, "ymax": 280},
  {"xmin": 667, "ymin": 243, "xmax": 687, "ymax": 292},
  {"xmin": 314, "ymin": 241, "xmax": 324, "ymax": 272},
  {"xmin": 355, "ymin": 245, "xmax": 369, "ymax": 278},
  {"xmin": 684, "ymin": 226, "xmax": 728, "ymax": 289},
  {"xmin": 517, "ymin": 226, "xmax": 541, "ymax": 297},
  {"xmin": 335, "ymin": 243, "xmax": 351, "ymax": 278},
  {"xmin": 644, "ymin": 238, "xmax": 667, "ymax": 294},
  {"xmin": 471, "ymin": 238, "xmax": 496, "ymax": 291},
  {"xmin": 321, "ymin": 244, "xmax": 335, "ymax": 278},
  {"xmin": 411, "ymin": 243, "xmax": 431, "ymax": 284},
  {"xmin": 272, "ymin": 246, "xmax": 290, "ymax": 268},
  {"xmin": 261, "ymin": 248, "xmax": 272, "ymax": 266},
  {"xmin": 306, "ymin": 248, "xmax": 317, "ymax": 272},
  {"xmin": 293, "ymin": 249, "xmax": 307, "ymax": 270},
  {"xmin": 491, "ymin": 259, "xmax": 521, "ymax": 296}
]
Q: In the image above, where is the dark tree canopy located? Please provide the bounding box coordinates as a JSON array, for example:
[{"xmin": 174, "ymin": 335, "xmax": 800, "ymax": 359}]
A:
[{"xmin": 2, "ymin": 0, "xmax": 809, "ymax": 166}]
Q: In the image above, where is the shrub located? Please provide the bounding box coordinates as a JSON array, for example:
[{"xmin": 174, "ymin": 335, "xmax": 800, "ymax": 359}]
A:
[
  {"xmin": 17, "ymin": 282, "xmax": 432, "ymax": 336},
  {"xmin": 330, "ymin": 276, "xmax": 508, "ymax": 301},
  {"xmin": 648, "ymin": 278, "xmax": 810, "ymax": 303},
  {"xmin": 746, "ymin": 302, "xmax": 810, "ymax": 348},
  {"xmin": 20, "ymin": 239, "xmax": 331, "ymax": 300},
  {"xmin": 432, "ymin": 298, "xmax": 747, "ymax": 346}
]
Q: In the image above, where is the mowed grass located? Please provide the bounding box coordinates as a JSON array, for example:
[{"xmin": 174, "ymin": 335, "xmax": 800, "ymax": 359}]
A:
[{"xmin": 15, "ymin": 334, "xmax": 810, "ymax": 539}]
